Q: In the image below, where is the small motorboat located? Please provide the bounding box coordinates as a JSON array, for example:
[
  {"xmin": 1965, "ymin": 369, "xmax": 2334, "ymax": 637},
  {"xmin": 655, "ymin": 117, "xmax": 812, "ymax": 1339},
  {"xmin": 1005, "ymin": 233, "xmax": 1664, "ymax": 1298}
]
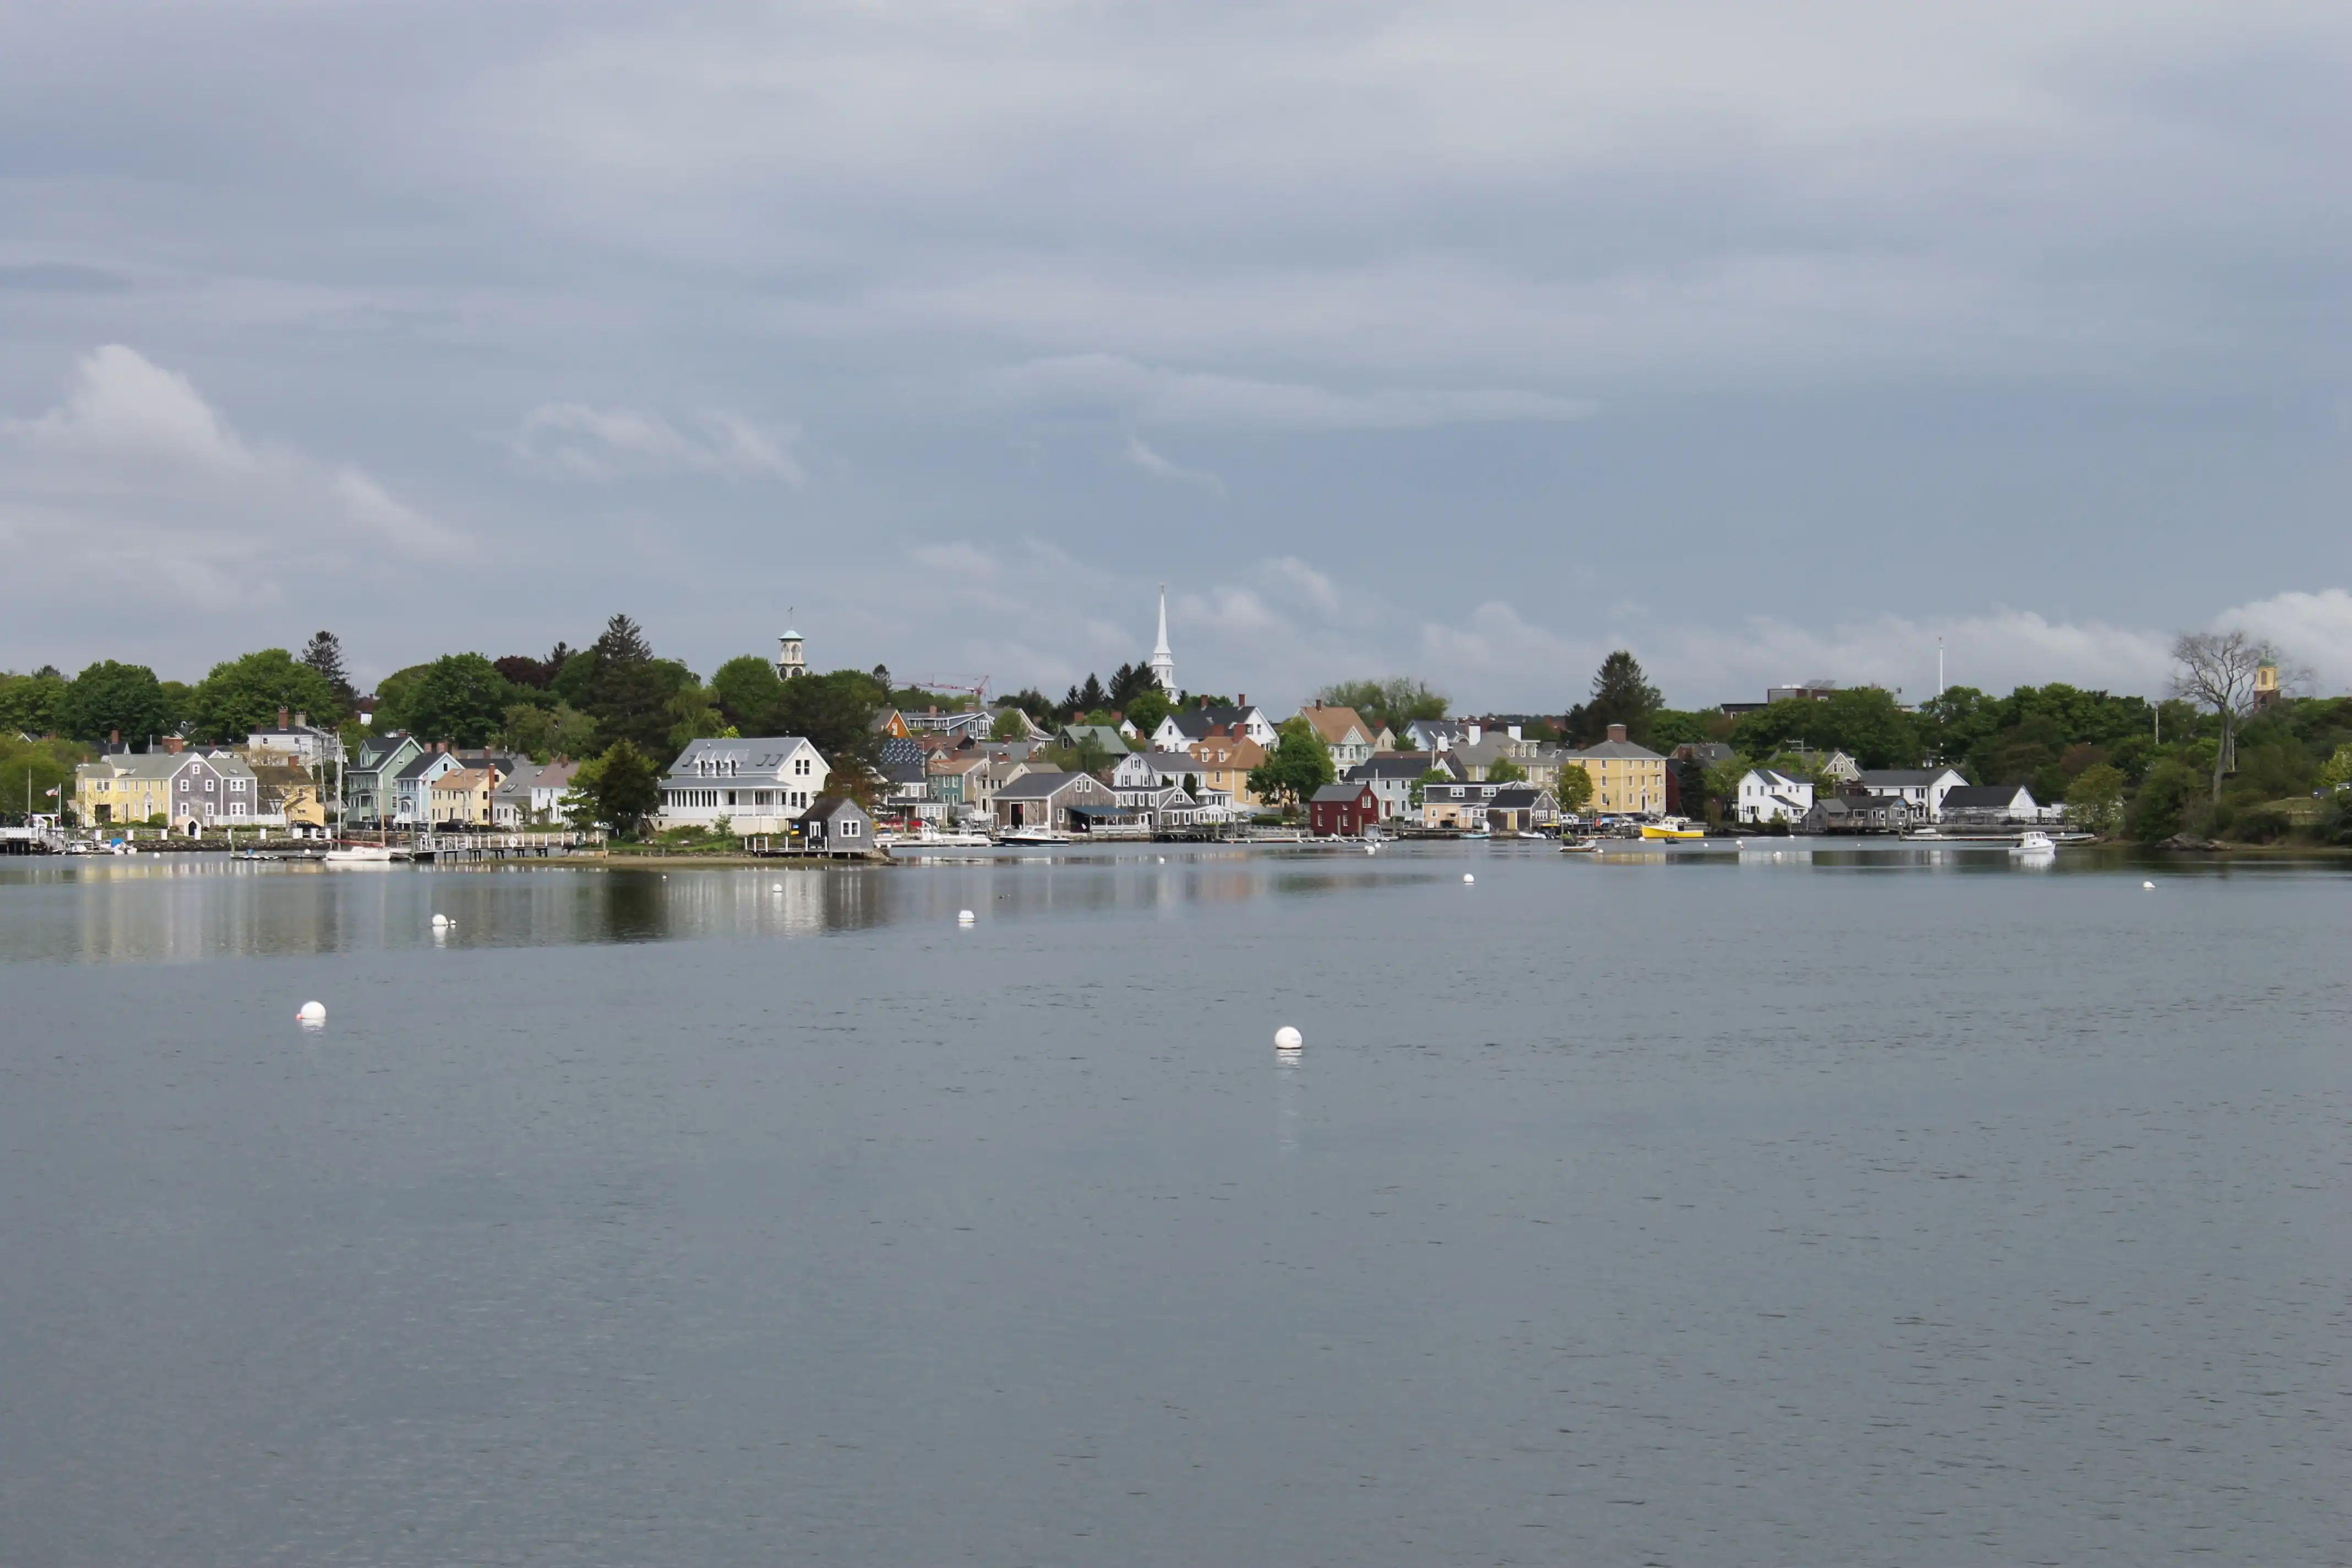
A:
[
  {"xmin": 324, "ymin": 844, "xmax": 403, "ymax": 864},
  {"xmin": 2010, "ymin": 830, "xmax": 2056, "ymax": 854},
  {"xmin": 1639, "ymin": 816, "xmax": 1707, "ymax": 840},
  {"xmin": 1559, "ymin": 838, "xmax": 1604, "ymax": 854},
  {"xmin": 998, "ymin": 828, "xmax": 1070, "ymax": 846}
]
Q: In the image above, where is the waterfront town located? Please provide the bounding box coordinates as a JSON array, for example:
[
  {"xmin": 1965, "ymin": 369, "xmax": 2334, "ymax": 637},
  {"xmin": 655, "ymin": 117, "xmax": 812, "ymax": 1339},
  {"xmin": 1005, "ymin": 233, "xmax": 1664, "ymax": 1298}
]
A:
[{"xmin": 3, "ymin": 594, "xmax": 2348, "ymax": 856}]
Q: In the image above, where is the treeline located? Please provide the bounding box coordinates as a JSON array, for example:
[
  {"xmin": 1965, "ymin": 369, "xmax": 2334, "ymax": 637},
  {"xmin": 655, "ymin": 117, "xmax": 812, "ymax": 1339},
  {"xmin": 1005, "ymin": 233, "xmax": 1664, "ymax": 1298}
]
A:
[
  {"xmin": 1581, "ymin": 649, "xmax": 2352, "ymax": 845},
  {"xmin": 0, "ymin": 616, "xmax": 907, "ymax": 825}
]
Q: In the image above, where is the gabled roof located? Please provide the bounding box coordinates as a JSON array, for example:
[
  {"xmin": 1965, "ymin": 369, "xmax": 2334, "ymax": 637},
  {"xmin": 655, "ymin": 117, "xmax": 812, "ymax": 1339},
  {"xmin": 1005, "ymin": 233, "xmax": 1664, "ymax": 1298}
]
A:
[
  {"xmin": 1310, "ymin": 781, "xmax": 1375, "ymax": 803},
  {"xmin": 665, "ymin": 736, "xmax": 819, "ymax": 775},
  {"xmin": 1163, "ymin": 705, "xmax": 1264, "ymax": 739},
  {"xmin": 1940, "ymin": 783, "xmax": 2035, "ymax": 809},
  {"xmin": 1298, "ymin": 706, "xmax": 1373, "ymax": 745},
  {"xmin": 1746, "ymin": 767, "xmax": 1810, "ymax": 790},
  {"xmin": 1057, "ymin": 724, "xmax": 1133, "ymax": 754},
  {"xmin": 799, "ymin": 795, "xmax": 870, "ymax": 825},
  {"xmin": 1574, "ymin": 737, "xmax": 1664, "ymax": 760},
  {"xmin": 1487, "ymin": 785, "xmax": 1549, "ymax": 808},
  {"xmin": 1347, "ymin": 754, "xmax": 1441, "ymax": 781},
  {"xmin": 994, "ymin": 769, "xmax": 1098, "ymax": 799},
  {"xmin": 1858, "ymin": 767, "xmax": 1963, "ymax": 786}
]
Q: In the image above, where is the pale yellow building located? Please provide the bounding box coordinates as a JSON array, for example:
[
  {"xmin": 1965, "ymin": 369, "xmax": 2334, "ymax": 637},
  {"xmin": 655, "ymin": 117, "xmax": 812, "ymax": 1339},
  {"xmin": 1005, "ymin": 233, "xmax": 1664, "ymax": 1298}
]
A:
[
  {"xmin": 1186, "ymin": 733, "xmax": 1267, "ymax": 807},
  {"xmin": 427, "ymin": 766, "xmax": 499, "ymax": 826},
  {"xmin": 75, "ymin": 743, "xmax": 261, "ymax": 832},
  {"xmin": 1562, "ymin": 724, "xmax": 1667, "ymax": 815}
]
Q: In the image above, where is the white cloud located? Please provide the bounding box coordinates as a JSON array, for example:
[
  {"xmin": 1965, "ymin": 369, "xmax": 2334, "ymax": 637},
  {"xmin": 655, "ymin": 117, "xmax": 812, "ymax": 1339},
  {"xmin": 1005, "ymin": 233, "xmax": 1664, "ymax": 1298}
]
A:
[
  {"xmin": 999, "ymin": 353, "xmax": 1595, "ymax": 431},
  {"xmin": 511, "ymin": 402, "xmax": 805, "ymax": 483},
  {"xmin": 1120, "ymin": 435, "xmax": 1225, "ymax": 497},
  {"xmin": 2218, "ymin": 587, "xmax": 2352, "ymax": 692},
  {"xmin": 0, "ymin": 346, "xmax": 465, "ymax": 613}
]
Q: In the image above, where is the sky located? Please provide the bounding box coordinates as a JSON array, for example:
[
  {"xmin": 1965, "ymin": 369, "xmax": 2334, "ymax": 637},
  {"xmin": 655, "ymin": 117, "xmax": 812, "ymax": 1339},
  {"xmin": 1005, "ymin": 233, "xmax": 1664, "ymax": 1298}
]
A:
[{"xmin": 3, "ymin": 1, "xmax": 2348, "ymax": 712}]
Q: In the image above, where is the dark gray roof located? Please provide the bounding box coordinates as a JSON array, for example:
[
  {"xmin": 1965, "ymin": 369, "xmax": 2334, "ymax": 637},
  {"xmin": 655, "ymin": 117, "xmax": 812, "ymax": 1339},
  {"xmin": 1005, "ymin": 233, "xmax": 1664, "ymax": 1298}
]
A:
[
  {"xmin": 1310, "ymin": 782, "xmax": 1373, "ymax": 803},
  {"xmin": 1347, "ymin": 755, "xmax": 1442, "ymax": 781},
  {"xmin": 1487, "ymin": 785, "xmax": 1545, "ymax": 808},
  {"xmin": 798, "ymin": 796, "xmax": 869, "ymax": 825},
  {"xmin": 994, "ymin": 769, "xmax": 1099, "ymax": 799},
  {"xmin": 1858, "ymin": 768, "xmax": 1959, "ymax": 786},
  {"xmin": 1574, "ymin": 738, "xmax": 1664, "ymax": 760},
  {"xmin": 1940, "ymin": 784, "xmax": 2035, "ymax": 809}
]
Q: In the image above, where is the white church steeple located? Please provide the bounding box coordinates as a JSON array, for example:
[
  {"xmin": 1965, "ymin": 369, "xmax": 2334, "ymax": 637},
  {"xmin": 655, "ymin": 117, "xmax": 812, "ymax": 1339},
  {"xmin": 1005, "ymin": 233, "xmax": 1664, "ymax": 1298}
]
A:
[{"xmin": 1147, "ymin": 585, "xmax": 1175, "ymax": 693}]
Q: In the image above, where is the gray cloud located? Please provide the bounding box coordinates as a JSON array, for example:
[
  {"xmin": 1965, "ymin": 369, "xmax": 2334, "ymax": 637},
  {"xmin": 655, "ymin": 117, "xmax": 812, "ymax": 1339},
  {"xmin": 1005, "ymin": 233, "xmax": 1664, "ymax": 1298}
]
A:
[{"xmin": 0, "ymin": 3, "xmax": 2343, "ymax": 695}]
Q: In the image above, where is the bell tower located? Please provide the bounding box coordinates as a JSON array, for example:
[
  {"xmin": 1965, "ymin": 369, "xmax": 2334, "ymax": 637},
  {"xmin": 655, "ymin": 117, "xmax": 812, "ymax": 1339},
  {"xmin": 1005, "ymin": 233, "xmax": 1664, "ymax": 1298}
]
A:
[{"xmin": 777, "ymin": 616, "xmax": 807, "ymax": 680}]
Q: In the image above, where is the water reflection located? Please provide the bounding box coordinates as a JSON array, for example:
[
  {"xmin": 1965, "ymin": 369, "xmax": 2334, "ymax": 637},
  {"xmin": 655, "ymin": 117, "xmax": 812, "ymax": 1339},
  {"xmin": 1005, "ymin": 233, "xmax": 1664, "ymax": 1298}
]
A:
[{"xmin": 2, "ymin": 842, "xmax": 2336, "ymax": 965}]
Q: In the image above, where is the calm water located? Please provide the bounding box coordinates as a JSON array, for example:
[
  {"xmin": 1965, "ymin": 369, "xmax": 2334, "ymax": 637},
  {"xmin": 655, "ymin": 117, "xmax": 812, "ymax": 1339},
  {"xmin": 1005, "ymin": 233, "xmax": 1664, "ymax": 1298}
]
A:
[{"xmin": 2, "ymin": 845, "xmax": 2345, "ymax": 1566}]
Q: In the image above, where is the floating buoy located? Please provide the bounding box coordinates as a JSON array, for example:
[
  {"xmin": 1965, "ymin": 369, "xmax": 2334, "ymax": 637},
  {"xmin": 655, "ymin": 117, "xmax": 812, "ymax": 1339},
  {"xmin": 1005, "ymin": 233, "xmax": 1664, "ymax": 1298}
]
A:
[
  {"xmin": 772, "ymin": 883, "xmax": 782, "ymax": 891},
  {"xmin": 957, "ymin": 909, "xmax": 976, "ymax": 924},
  {"xmin": 1463, "ymin": 872, "xmax": 1476, "ymax": 884},
  {"xmin": 430, "ymin": 912, "xmax": 449, "ymax": 928},
  {"xmin": 2143, "ymin": 880, "xmax": 2155, "ymax": 890},
  {"xmin": 296, "ymin": 1000, "xmax": 326, "ymax": 1025},
  {"xmin": 1274, "ymin": 1026, "xmax": 1303, "ymax": 1050}
]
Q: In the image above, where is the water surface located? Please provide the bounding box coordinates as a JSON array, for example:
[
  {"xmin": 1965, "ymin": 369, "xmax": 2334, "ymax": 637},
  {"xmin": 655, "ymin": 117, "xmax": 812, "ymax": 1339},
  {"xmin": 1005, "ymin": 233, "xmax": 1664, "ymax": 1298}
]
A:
[{"xmin": 3, "ymin": 847, "xmax": 2345, "ymax": 1564}]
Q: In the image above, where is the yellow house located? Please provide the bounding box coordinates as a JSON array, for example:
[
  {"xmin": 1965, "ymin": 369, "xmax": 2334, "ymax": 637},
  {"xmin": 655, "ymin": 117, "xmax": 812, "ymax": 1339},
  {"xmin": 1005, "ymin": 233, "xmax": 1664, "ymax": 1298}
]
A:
[
  {"xmin": 250, "ymin": 763, "xmax": 328, "ymax": 829},
  {"xmin": 75, "ymin": 743, "xmax": 262, "ymax": 832},
  {"xmin": 427, "ymin": 766, "xmax": 499, "ymax": 826},
  {"xmin": 1186, "ymin": 734, "xmax": 1267, "ymax": 807},
  {"xmin": 1562, "ymin": 725, "xmax": 1666, "ymax": 815}
]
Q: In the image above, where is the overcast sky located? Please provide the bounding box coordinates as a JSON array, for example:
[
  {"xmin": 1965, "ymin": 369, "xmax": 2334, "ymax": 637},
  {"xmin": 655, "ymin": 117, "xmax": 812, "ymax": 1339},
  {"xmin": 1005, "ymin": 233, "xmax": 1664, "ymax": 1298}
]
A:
[{"xmin": 3, "ymin": 2, "xmax": 2347, "ymax": 710}]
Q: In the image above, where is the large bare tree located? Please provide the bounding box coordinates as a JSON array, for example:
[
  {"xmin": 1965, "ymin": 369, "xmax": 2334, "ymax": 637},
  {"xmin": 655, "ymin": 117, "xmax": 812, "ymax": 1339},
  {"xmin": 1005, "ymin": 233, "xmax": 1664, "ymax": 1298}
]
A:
[{"xmin": 2169, "ymin": 630, "xmax": 2271, "ymax": 804}]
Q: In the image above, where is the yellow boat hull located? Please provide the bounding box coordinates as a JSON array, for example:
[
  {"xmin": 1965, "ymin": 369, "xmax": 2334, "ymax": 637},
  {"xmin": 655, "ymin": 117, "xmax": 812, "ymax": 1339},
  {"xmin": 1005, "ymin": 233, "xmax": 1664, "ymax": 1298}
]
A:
[{"xmin": 1639, "ymin": 824, "xmax": 1706, "ymax": 840}]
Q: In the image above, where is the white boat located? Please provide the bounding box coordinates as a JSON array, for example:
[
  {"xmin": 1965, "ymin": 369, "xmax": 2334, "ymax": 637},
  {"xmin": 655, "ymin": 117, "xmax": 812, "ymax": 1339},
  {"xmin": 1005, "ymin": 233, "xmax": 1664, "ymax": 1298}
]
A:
[
  {"xmin": 1639, "ymin": 816, "xmax": 1707, "ymax": 841},
  {"xmin": 324, "ymin": 844, "xmax": 402, "ymax": 864},
  {"xmin": 998, "ymin": 828, "xmax": 1070, "ymax": 846},
  {"xmin": 2010, "ymin": 831, "xmax": 2056, "ymax": 854},
  {"xmin": 884, "ymin": 827, "xmax": 995, "ymax": 851}
]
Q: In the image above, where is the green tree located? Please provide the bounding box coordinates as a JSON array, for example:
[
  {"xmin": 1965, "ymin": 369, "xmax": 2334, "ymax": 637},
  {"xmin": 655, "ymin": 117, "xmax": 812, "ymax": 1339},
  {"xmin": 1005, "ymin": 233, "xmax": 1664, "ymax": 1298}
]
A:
[
  {"xmin": 1554, "ymin": 763, "xmax": 1594, "ymax": 815},
  {"xmin": 589, "ymin": 741, "xmax": 661, "ymax": 838},
  {"xmin": 1248, "ymin": 718, "xmax": 1337, "ymax": 808},
  {"xmin": 2065, "ymin": 762, "xmax": 2126, "ymax": 835},
  {"xmin": 666, "ymin": 683, "xmax": 731, "ymax": 752},
  {"xmin": 193, "ymin": 649, "xmax": 343, "ymax": 740},
  {"xmin": 1730, "ymin": 688, "xmax": 1919, "ymax": 769},
  {"xmin": 1122, "ymin": 687, "xmax": 1174, "ymax": 739},
  {"xmin": 1918, "ymin": 685, "xmax": 1999, "ymax": 764},
  {"xmin": 1314, "ymin": 677, "xmax": 1448, "ymax": 737},
  {"xmin": 2, "ymin": 668, "xmax": 73, "ymax": 737},
  {"xmin": 0, "ymin": 737, "xmax": 83, "ymax": 824},
  {"xmin": 990, "ymin": 706, "xmax": 1031, "ymax": 741},
  {"xmin": 1487, "ymin": 756, "xmax": 1527, "ymax": 784},
  {"xmin": 393, "ymin": 654, "xmax": 515, "ymax": 748},
  {"xmin": 559, "ymin": 752, "xmax": 606, "ymax": 832},
  {"xmin": 710, "ymin": 655, "xmax": 785, "ymax": 734},
  {"xmin": 1409, "ymin": 766, "xmax": 1450, "ymax": 810},
  {"xmin": 2127, "ymin": 757, "xmax": 2204, "ymax": 843},
  {"xmin": 298, "ymin": 630, "xmax": 356, "ymax": 704},
  {"xmin": 1043, "ymin": 733, "xmax": 1117, "ymax": 780},
  {"xmin": 1567, "ymin": 651, "xmax": 1663, "ymax": 747},
  {"xmin": 60, "ymin": 661, "xmax": 171, "ymax": 744},
  {"xmin": 581, "ymin": 614, "xmax": 693, "ymax": 760},
  {"xmin": 498, "ymin": 701, "xmax": 599, "ymax": 763},
  {"xmin": 2318, "ymin": 743, "xmax": 2352, "ymax": 794},
  {"xmin": 1647, "ymin": 708, "xmax": 1728, "ymax": 751},
  {"xmin": 772, "ymin": 671, "xmax": 885, "ymax": 798}
]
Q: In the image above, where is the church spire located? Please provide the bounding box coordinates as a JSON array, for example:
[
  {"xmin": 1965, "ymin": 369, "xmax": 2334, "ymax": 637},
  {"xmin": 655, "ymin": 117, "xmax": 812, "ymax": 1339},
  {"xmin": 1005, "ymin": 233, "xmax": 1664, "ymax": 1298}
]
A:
[{"xmin": 1148, "ymin": 584, "xmax": 1175, "ymax": 693}]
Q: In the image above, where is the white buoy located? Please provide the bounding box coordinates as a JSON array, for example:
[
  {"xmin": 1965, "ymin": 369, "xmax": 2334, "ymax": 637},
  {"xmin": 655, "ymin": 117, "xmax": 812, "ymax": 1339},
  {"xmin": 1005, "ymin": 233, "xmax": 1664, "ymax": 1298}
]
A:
[
  {"xmin": 1274, "ymin": 1026, "xmax": 1303, "ymax": 1050},
  {"xmin": 296, "ymin": 1000, "xmax": 326, "ymax": 1025},
  {"xmin": 1463, "ymin": 872, "xmax": 1476, "ymax": 884},
  {"xmin": 772, "ymin": 883, "xmax": 783, "ymax": 891},
  {"xmin": 430, "ymin": 912, "xmax": 449, "ymax": 928},
  {"xmin": 2143, "ymin": 880, "xmax": 2155, "ymax": 890},
  {"xmin": 957, "ymin": 908, "xmax": 976, "ymax": 923}
]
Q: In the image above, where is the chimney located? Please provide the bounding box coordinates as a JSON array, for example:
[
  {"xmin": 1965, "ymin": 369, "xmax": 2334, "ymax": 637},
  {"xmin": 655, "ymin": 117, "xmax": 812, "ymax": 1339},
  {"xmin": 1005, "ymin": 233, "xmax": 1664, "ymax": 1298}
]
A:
[
  {"xmin": 293, "ymin": 712, "xmax": 307, "ymax": 731},
  {"xmin": 277, "ymin": 707, "xmax": 288, "ymax": 730},
  {"xmin": 1467, "ymin": 723, "xmax": 1482, "ymax": 745},
  {"xmin": 164, "ymin": 735, "xmax": 184, "ymax": 754},
  {"xmin": 1507, "ymin": 725, "xmax": 1522, "ymax": 742},
  {"xmin": 1607, "ymin": 722, "xmax": 1628, "ymax": 743},
  {"xmin": 109, "ymin": 728, "xmax": 120, "ymax": 748},
  {"xmin": 1238, "ymin": 694, "xmax": 1246, "ymax": 708}
]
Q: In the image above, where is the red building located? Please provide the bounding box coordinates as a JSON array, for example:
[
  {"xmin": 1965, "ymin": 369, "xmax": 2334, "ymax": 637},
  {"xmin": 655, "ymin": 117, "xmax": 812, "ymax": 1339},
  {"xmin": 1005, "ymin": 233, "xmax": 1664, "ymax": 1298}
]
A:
[{"xmin": 1308, "ymin": 781, "xmax": 1381, "ymax": 836}]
